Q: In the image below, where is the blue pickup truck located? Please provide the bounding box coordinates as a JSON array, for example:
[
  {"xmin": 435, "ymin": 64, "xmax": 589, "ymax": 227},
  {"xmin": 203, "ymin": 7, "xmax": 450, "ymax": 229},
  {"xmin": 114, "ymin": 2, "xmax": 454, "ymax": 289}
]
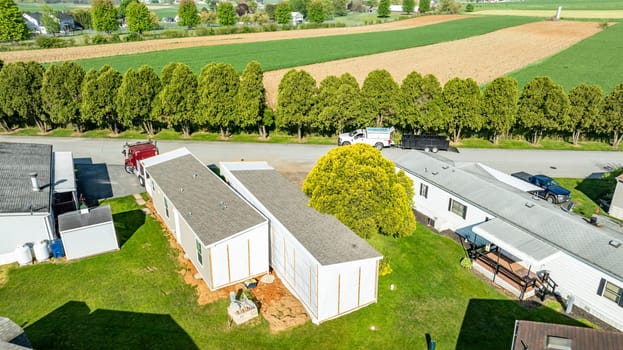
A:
[{"xmin": 511, "ymin": 172, "xmax": 571, "ymax": 204}]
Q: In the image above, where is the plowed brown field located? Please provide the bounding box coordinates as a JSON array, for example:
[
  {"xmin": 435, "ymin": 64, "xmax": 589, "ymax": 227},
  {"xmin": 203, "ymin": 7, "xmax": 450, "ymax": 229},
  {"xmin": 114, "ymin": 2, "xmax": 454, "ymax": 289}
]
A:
[
  {"xmin": 263, "ymin": 20, "xmax": 603, "ymax": 107},
  {"xmin": 0, "ymin": 15, "xmax": 464, "ymax": 64}
]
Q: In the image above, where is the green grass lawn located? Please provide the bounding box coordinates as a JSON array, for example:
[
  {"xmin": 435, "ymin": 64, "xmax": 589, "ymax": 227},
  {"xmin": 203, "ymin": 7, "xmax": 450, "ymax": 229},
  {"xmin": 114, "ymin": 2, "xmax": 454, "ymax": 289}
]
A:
[
  {"xmin": 74, "ymin": 15, "xmax": 539, "ymax": 74},
  {"xmin": 555, "ymin": 173, "xmax": 619, "ymax": 217},
  {"xmin": 508, "ymin": 21, "xmax": 623, "ymax": 93},
  {"xmin": 0, "ymin": 196, "xmax": 591, "ymax": 349},
  {"xmin": 17, "ymin": 2, "xmax": 89, "ymax": 12}
]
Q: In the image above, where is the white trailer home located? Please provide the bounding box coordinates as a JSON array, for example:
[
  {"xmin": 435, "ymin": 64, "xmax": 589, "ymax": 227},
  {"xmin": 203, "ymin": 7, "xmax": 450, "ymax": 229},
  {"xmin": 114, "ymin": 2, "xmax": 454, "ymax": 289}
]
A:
[
  {"xmin": 143, "ymin": 148, "xmax": 269, "ymax": 291},
  {"xmin": 219, "ymin": 162, "xmax": 383, "ymax": 324},
  {"xmin": 0, "ymin": 142, "xmax": 77, "ymax": 265},
  {"xmin": 395, "ymin": 151, "xmax": 623, "ymax": 331}
]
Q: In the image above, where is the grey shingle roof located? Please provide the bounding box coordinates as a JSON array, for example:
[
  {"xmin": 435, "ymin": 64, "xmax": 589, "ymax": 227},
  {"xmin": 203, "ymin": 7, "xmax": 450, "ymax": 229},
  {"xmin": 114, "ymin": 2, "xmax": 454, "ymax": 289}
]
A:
[
  {"xmin": 395, "ymin": 151, "xmax": 623, "ymax": 281},
  {"xmin": 0, "ymin": 142, "xmax": 52, "ymax": 214},
  {"xmin": 146, "ymin": 155, "xmax": 266, "ymax": 246},
  {"xmin": 228, "ymin": 168, "xmax": 382, "ymax": 265},
  {"xmin": 58, "ymin": 205, "xmax": 113, "ymax": 232}
]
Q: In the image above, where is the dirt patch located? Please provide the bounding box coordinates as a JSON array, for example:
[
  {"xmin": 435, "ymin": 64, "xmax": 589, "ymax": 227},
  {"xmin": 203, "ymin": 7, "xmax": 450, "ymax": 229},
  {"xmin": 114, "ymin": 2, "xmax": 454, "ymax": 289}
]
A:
[
  {"xmin": 263, "ymin": 20, "xmax": 603, "ymax": 107},
  {"xmin": 0, "ymin": 15, "xmax": 464, "ymax": 64},
  {"xmin": 250, "ymin": 274, "xmax": 310, "ymax": 332}
]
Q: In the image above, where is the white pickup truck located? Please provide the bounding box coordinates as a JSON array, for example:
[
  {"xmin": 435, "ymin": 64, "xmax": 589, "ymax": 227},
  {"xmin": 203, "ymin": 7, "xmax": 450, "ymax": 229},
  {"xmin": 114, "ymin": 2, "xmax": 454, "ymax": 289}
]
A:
[{"xmin": 338, "ymin": 127, "xmax": 394, "ymax": 150}]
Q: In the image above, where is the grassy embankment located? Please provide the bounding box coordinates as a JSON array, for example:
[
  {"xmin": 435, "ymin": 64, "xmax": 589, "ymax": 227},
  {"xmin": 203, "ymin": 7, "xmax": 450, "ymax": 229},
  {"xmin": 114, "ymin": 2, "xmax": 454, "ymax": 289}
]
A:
[{"xmin": 0, "ymin": 195, "xmax": 592, "ymax": 350}]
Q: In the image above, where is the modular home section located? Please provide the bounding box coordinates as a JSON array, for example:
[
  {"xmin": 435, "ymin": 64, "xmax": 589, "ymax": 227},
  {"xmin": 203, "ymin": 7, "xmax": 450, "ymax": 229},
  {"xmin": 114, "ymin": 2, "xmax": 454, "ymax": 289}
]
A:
[
  {"xmin": 219, "ymin": 161, "xmax": 383, "ymax": 324},
  {"xmin": 144, "ymin": 149, "xmax": 269, "ymax": 291}
]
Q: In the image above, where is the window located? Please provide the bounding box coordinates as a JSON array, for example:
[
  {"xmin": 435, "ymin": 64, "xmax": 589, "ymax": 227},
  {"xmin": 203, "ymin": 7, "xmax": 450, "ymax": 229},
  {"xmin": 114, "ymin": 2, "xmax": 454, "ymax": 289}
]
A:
[
  {"xmin": 420, "ymin": 183, "xmax": 429, "ymax": 198},
  {"xmin": 448, "ymin": 199, "xmax": 467, "ymax": 219},
  {"xmin": 164, "ymin": 197, "xmax": 169, "ymax": 218},
  {"xmin": 196, "ymin": 239, "xmax": 203, "ymax": 265},
  {"xmin": 598, "ymin": 278, "xmax": 623, "ymax": 306}
]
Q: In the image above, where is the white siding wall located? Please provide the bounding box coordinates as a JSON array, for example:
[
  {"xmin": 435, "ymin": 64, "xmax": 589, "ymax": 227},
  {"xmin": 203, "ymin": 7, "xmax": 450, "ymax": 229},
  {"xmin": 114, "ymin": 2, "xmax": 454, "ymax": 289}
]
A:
[
  {"xmin": 609, "ymin": 178, "xmax": 623, "ymax": 220},
  {"xmin": 0, "ymin": 214, "xmax": 53, "ymax": 264},
  {"xmin": 543, "ymin": 252, "xmax": 623, "ymax": 331},
  {"xmin": 404, "ymin": 172, "xmax": 492, "ymax": 231},
  {"xmin": 60, "ymin": 222, "xmax": 118, "ymax": 260}
]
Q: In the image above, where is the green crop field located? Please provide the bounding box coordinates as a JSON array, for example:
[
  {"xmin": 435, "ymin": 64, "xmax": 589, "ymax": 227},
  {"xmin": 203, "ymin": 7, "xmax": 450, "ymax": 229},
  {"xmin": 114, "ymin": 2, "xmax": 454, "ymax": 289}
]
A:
[
  {"xmin": 0, "ymin": 196, "xmax": 590, "ymax": 350},
  {"xmin": 74, "ymin": 15, "xmax": 539, "ymax": 74},
  {"xmin": 508, "ymin": 22, "xmax": 623, "ymax": 93},
  {"xmin": 17, "ymin": 2, "xmax": 89, "ymax": 12},
  {"xmin": 475, "ymin": 0, "xmax": 623, "ymax": 11}
]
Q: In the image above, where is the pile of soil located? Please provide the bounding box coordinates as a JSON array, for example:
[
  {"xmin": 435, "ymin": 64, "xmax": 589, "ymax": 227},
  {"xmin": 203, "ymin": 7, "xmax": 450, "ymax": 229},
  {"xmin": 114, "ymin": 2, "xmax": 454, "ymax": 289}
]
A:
[{"xmin": 250, "ymin": 274, "xmax": 309, "ymax": 332}]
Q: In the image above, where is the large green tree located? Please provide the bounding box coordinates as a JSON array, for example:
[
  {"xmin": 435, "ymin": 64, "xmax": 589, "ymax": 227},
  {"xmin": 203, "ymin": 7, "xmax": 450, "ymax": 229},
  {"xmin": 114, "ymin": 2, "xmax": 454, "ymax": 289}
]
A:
[
  {"xmin": 402, "ymin": 0, "xmax": 415, "ymax": 14},
  {"xmin": 377, "ymin": 0, "xmax": 390, "ymax": 17},
  {"xmin": 303, "ymin": 144, "xmax": 416, "ymax": 238},
  {"xmin": 0, "ymin": 61, "xmax": 48, "ymax": 132},
  {"xmin": 361, "ymin": 69, "xmax": 399, "ymax": 127},
  {"xmin": 419, "ymin": 0, "xmax": 430, "ymax": 13},
  {"xmin": 518, "ymin": 76, "xmax": 570, "ymax": 145},
  {"xmin": 601, "ymin": 83, "xmax": 623, "ymax": 148},
  {"xmin": 332, "ymin": 0, "xmax": 347, "ymax": 16},
  {"xmin": 217, "ymin": 2, "xmax": 237, "ymax": 26},
  {"xmin": 398, "ymin": 71, "xmax": 445, "ymax": 134},
  {"xmin": 277, "ymin": 69, "xmax": 317, "ymax": 141},
  {"xmin": 41, "ymin": 5, "xmax": 61, "ymax": 35},
  {"xmin": 71, "ymin": 8, "xmax": 92, "ymax": 30},
  {"xmin": 115, "ymin": 65, "xmax": 161, "ymax": 136},
  {"xmin": 80, "ymin": 65, "xmax": 123, "ymax": 134},
  {"xmin": 41, "ymin": 62, "xmax": 85, "ymax": 131},
  {"xmin": 91, "ymin": 0, "xmax": 118, "ymax": 33},
  {"xmin": 126, "ymin": 1, "xmax": 152, "ymax": 34},
  {"xmin": 118, "ymin": 0, "xmax": 136, "ymax": 18},
  {"xmin": 152, "ymin": 63, "xmax": 197, "ymax": 137},
  {"xmin": 275, "ymin": 1, "xmax": 292, "ymax": 25},
  {"xmin": 236, "ymin": 61, "xmax": 267, "ymax": 138},
  {"xmin": 443, "ymin": 77, "xmax": 482, "ymax": 142},
  {"xmin": 197, "ymin": 63, "xmax": 239, "ymax": 138},
  {"xmin": 177, "ymin": 0, "xmax": 200, "ymax": 28},
  {"xmin": 0, "ymin": 0, "xmax": 28, "ymax": 41},
  {"xmin": 567, "ymin": 84, "xmax": 603, "ymax": 145},
  {"xmin": 482, "ymin": 77, "xmax": 518, "ymax": 144},
  {"xmin": 312, "ymin": 74, "xmax": 362, "ymax": 135},
  {"xmin": 307, "ymin": 0, "xmax": 325, "ymax": 23}
]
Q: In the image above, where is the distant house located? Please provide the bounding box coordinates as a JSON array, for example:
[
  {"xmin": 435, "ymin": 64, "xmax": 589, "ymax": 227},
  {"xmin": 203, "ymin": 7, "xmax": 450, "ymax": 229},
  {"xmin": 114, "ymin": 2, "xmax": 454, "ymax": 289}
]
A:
[
  {"xmin": 0, "ymin": 142, "xmax": 77, "ymax": 265},
  {"xmin": 22, "ymin": 12, "xmax": 81, "ymax": 35},
  {"xmin": 291, "ymin": 12, "xmax": 304, "ymax": 25},
  {"xmin": 389, "ymin": 4, "xmax": 419, "ymax": 12},
  {"xmin": 395, "ymin": 151, "xmax": 623, "ymax": 331},
  {"xmin": 143, "ymin": 148, "xmax": 270, "ymax": 290},
  {"xmin": 219, "ymin": 161, "xmax": 382, "ymax": 324},
  {"xmin": 511, "ymin": 320, "xmax": 623, "ymax": 350}
]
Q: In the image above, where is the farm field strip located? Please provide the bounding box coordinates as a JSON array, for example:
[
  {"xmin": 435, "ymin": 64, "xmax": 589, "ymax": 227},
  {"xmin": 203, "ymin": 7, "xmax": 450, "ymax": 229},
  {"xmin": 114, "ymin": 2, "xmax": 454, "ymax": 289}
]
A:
[
  {"xmin": 0, "ymin": 15, "xmax": 465, "ymax": 64},
  {"xmin": 474, "ymin": 9, "xmax": 623, "ymax": 19},
  {"xmin": 508, "ymin": 21, "xmax": 623, "ymax": 92},
  {"xmin": 262, "ymin": 20, "xmax": 603, "ymax": 107}
]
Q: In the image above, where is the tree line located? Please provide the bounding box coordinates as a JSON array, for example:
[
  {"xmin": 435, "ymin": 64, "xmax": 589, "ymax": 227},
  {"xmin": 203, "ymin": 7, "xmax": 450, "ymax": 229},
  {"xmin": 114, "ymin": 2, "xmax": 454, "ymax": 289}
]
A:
[{"xmin": 0, "ymin": 58, "xmax": 622, "ymax": 146}]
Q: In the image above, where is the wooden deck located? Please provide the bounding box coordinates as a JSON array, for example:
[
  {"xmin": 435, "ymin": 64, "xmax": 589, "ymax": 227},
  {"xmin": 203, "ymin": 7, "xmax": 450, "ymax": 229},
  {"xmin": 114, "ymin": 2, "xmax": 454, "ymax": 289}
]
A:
[{"xmin": 473, "ymin": 251, "xmax": 537, "ymax": 298}]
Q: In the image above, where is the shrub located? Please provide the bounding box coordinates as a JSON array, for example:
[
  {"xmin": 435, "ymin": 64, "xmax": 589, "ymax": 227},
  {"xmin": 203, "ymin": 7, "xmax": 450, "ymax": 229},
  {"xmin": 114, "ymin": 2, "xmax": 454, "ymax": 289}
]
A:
[
  {"xmin": 465, "ymin": 3, "xmax": 474, "ymax": 12},
  {"xmin": 35, "ymin": 36, "xmax": 67, "ymax": 48},
  {"xmin": 460, "ymin": 257, "xmax": 473, "ymax": 270},
  {"xmin": 124, "ymin": 32, "xmax": 143, "ymax": 42},
  {"xmin": 91, "ymin": 34, "xmax": 108, "ymax": 44},
  {"xmin": 261, "ymin": 23, "xmax": 278, "ymax": 31},
  {"xmin": 160, "ymin": 29, "xmax": 186, "ymax": 38}
]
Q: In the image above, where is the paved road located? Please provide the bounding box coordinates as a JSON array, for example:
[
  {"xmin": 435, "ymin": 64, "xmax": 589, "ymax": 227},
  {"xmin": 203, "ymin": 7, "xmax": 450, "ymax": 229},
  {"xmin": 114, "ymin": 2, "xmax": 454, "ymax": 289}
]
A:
[{"xmin": 3, "ymin": 136, "xmax": 623, "ymax": 199}]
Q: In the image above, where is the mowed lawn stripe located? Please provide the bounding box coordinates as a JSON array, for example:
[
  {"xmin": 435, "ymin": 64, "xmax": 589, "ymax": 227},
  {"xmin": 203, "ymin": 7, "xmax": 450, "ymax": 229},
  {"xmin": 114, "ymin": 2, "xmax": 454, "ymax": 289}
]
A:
[
  {"xmin": 508, "ymin": 21, "xmax": 623, "ymax": 92},
  {"xmin": 75, "ymin": 16, "xmax": 540, "ymax": 74}
]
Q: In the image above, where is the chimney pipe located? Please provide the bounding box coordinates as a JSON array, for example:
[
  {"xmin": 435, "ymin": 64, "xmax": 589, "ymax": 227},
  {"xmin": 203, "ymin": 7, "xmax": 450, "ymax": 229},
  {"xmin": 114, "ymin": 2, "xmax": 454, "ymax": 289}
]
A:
[{"xmin": 30, "ymin": 172, "xmax": 40, "ymax": 192}]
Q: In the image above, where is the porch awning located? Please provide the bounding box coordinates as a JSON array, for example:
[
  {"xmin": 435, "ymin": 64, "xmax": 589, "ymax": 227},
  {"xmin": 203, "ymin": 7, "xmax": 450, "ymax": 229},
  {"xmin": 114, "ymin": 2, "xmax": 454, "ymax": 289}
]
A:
[
  {"xmin": 472, "ymin": 219, "xmax": 559, "ymax": 266},
  {"xmin": 53, "ymin": 152, "xmax": 76, "ymax": 193}
]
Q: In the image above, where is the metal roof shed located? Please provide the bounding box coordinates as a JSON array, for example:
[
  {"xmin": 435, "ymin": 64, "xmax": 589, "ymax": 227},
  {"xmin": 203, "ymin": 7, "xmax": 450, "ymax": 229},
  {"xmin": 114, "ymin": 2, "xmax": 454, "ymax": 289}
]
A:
[
  {"xmin": 144, "ymin": 149, "xmax": 269, "ymax": 291},
  {"xmin": 58, "ymin": 205, "xmax": 118, "ymax": 260},
  {"xmin": 219, "ymin": 161, "xmax": 382, "ymax": 324}
]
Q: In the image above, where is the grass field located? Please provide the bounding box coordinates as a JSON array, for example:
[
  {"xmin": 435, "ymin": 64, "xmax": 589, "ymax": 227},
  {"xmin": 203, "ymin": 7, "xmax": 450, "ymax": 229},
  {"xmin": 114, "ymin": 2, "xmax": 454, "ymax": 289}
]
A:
[
  {"xmin": 474, "ymin": 0, "xmax": 623, "ymax": 11},
  {"xmin": 17, "ymin": 2, "xmax": 88, "ymax": 12},
  {"xmin": 0, "ymin": 196, "xmax": 590, "ymax": 350},
  {"xmin": 508, "ymin": 21, "xmax": 623, "ymax": 93},
  {"xmin": 74, "ymin": 15, "xmax": 539, "ymax": 74}
]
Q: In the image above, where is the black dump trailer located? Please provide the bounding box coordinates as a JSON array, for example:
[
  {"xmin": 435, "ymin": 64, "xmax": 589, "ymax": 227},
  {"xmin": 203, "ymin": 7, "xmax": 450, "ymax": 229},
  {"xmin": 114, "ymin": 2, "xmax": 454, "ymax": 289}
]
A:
[{"xmin": 400, "ymin": 135, "xmax": 450, "ymax": 152}]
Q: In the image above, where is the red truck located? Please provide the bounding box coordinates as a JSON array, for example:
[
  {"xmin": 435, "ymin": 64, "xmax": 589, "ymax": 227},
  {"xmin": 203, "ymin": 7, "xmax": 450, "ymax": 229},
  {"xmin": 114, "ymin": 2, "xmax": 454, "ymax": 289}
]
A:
[{"xmin": 123, "ymin": 140, "xmax": 158, "ymax": 186}]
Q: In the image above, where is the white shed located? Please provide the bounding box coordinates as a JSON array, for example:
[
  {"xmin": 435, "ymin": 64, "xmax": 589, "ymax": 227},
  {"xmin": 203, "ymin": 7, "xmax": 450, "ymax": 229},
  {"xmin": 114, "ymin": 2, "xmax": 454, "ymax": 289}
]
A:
[
  {"xmin": 144, "ymin": 149, "xmax": 269, "ymax": 291},
  {"xmin": 58, "ymin": 205, "xmax": 118, "ymax": 260},
  {"xmin": 219, "ymin": 161, "xmax": 382, "ymax": 324}
]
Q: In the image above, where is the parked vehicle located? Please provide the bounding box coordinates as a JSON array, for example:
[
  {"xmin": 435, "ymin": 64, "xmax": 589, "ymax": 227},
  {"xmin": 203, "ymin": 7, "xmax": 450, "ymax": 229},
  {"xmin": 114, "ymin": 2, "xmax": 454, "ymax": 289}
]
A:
[
  {"xmin": 400, "ymin": 134, "xmax": 450, "ymax": 153},
  {"xmin": 123, "ymin": 140, "xmax": 159, "ymax": 186},
  {"xmin": 511, "ymin": 171, "xmax": 571, "ymax": 204},
  {"xmin": 338, "ymin": 127, "xmax": 394, "ymax": 150}
]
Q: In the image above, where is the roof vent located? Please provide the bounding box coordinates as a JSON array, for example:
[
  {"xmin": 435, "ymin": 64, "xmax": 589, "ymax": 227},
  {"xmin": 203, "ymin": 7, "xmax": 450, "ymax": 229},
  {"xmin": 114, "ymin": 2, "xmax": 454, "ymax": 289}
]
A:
[
  {"xmin": 180, "ymin": 187, "xmax": 184, "ymax": 192},
  {"xmin": 432, "ymin": 171, "xmax": 439, "ymax": 175},
  {"xmin": 609, "ymin": 240, "xmax": 622, "ymax": 248},
  {"xmin": 218, "ymin": 201, "xmax": 228, "ymax": 210},
  {"xmin": 442, "ymin": 165, "xmax": 449, "ymax": 170},
  {"xmin": 193, "ymin": 173, "xmax": 198, "ymax": 179},
  {"xmin": 525, "ymin": 202, "xmax": 535, "ymax": 208},
  {"xmin": 30, "ymin": 172, "xmax": 40, "ymax": 192}
]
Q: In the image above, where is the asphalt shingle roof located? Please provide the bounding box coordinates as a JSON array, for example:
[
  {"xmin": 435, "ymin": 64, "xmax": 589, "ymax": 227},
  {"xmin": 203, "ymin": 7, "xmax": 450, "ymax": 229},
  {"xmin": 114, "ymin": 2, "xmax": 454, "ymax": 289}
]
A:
[
  {"xmin": 226, "ymin": 167, "xmax": 382, "ymax": 265},
  {"xmin": 395, "ymin": 152, "xmax": 623, "ymax": 281},
  {"xmin": 0, "ymin": 142, "xmax": 52, "ymax": 214},
  {"xmin": 146, "ymin": 154, "xmax": 266, "ymax": 246}
]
